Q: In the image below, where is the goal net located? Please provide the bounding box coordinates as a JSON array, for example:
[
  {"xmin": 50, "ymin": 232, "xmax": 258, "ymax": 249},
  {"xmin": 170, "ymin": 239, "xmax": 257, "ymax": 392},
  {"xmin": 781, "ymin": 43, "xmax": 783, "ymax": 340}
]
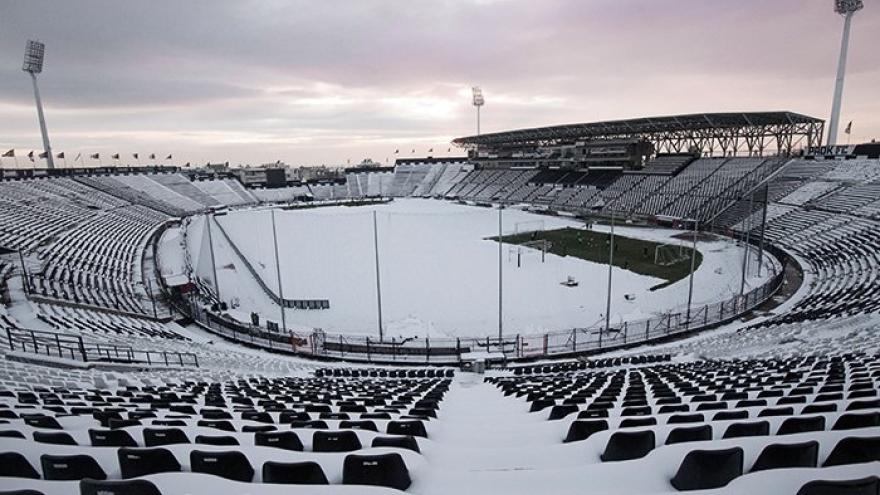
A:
[
  {"xmin": 654, "ymin": 243, "xmax": 688, "ymax": 266},
  {"xmin": 514, "ymin": 220, "xmax": 546, "ymax": 236}
]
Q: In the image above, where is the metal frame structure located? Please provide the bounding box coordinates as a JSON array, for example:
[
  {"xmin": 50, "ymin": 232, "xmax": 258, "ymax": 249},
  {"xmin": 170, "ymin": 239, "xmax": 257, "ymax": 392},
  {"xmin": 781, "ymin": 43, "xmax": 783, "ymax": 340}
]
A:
[
  {"xmin": 22, "ymin": 40, "xmax": 55, "ymax": 170},
  {"xmin": 452, "ymin": 112, "xmax": 825, "ymax": 157},
  {"xmin": 827, "ymin": 0, "xmax": 864, "ymax": 146}
]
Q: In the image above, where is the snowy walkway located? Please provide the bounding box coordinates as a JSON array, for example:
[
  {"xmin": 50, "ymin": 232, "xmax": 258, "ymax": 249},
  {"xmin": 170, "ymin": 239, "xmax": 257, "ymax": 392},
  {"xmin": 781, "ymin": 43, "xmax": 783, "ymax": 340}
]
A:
[{"xmin": 414, "ymin": 373, "xmax": 582, "ymax": 495}]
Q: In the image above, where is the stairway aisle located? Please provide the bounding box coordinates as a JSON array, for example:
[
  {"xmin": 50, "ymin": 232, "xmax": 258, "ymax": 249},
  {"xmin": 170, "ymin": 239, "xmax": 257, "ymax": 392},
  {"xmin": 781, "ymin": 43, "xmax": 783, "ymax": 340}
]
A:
[{"xmin": 412, "ymin": 372, "xmax": 583, "ymax": 495}]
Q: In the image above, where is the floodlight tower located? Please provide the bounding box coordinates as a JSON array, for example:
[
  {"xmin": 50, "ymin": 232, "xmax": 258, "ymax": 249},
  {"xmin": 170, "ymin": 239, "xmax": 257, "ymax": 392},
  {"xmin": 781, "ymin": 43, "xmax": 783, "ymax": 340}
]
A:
[
  {"xmin": 472, "ymin": 86, "xmax": 485, "ymax": 135},
  {"xmin": 827, "ymin": 0, "xmax": 864, "ymax": 146},
  {"xmin": 22, "ymin": 40, "xmax": 55, "ymax": 169}
]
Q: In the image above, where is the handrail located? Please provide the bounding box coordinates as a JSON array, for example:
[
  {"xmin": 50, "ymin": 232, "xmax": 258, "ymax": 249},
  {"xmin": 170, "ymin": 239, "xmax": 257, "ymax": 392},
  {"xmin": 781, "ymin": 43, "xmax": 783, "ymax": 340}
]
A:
[{"xmin": 4, "ymin": 327, "xmax": 198, "ymax": 368}]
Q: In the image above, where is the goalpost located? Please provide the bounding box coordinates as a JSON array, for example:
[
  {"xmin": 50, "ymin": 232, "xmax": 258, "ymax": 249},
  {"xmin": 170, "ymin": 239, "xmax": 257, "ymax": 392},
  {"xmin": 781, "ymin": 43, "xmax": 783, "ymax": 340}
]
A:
[
  {"xmin": 508, "ymin": 220, "xmax": 549, "ymax": 267},
  {"xmin": 654, "ymin": 243, "xmax": 688, "ymax": 266}
]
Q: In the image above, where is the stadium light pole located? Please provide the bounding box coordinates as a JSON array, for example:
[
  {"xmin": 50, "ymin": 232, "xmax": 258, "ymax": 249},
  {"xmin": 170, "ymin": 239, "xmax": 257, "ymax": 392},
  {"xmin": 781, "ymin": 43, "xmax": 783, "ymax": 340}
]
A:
[
  {"xmin": 739, "ymin": 191, "xmax": 755, "ymax": 298},
  {"xmin": 827, "ymin": 0, "xmax": 864, "ymax": 146},
  {"xmin": 685, "ymin": 220, "xmax": 699, "ymax": 326},
  {"xmin": 498, "ymin": 204, "xmax": 504, "ymax": 342},
  {"xmin": 270, "ymin": 209, "xmax": 287, "ymax": 334},
  {"xmin": 603, "ymin": 210, "xmax": 615, "ymax": 345},
  {"xmin": 372, "ymin": 210, "xmax": 385, "ymax": 342},
  {"xmin": 472, "ymin": 87, "xmax": 485, "ymax": 136},
  {"xmin": 22, "ymin": 40, "xmax": 55, "ymax": 169},
  {"xmin": 205, "ymin": 214, "xmax": 221, "ymax": 303}
]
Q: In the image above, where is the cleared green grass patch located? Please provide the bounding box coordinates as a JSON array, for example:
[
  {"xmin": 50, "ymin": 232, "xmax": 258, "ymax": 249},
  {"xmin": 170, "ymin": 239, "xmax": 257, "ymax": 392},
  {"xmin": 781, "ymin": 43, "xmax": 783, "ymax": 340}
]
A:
[{"xmin": 494, "ymin": 227, "xmax": 701, "ymax": 289}]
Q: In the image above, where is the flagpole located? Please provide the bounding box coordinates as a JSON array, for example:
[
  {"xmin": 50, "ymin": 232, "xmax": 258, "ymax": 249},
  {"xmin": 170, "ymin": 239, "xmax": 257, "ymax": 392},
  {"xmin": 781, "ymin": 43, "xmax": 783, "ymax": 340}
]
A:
[{"xmin": 270, "ymin": 209, "xmax": 287, "ymax": 334}]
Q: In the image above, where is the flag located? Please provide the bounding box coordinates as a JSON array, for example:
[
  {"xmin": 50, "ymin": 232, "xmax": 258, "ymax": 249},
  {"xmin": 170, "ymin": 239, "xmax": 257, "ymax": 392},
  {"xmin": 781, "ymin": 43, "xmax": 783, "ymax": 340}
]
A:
[
  {"xmin": 2, "ymin": 149, "xmax": 13, "ymax": 158},
  {"xmin": 149, "ymin": 153, "xmax": 156, "ymax": 159},
  {"xmin": 56, "ymin": 152, "xmax": 64, "ymax": 159},
  {"xmin": 844, "ymin": 121, "xmax": 852, "ymax": 135},
  {"xmin": 111, "ymin": 153, "xmax": 120, "ymax": 160},
  {"xmin": 133, "ymin": 153, "xmax": 139, "ymax": 159},
  {"xmin": 428, "ymin": 148, "xmax": 433, "ymax": 153},
  {"xmin": 38, "ymin": 151, "xmax": 48, "ymax": 159},
  {"xmin": 394, "ymin": 149, "xmax": 399, "ymax": 154},
  {"xmin": 90, "ymin": 153, "xmax": 100, "ymax": 159},
  {"xmin": 28, "ymin": 151, "xmax": 34, "ymax": 162},
  {"xmin": 166, "ymin": 154, "xmax": 172, "ymax": 160}
]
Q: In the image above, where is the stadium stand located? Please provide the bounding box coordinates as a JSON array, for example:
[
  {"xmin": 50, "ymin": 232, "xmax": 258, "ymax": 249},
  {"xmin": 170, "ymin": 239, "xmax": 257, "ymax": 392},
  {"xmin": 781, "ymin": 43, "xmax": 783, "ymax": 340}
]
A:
[{"xmin": 0, "ymin": 148, "xmax": 878, "ymax": 494}]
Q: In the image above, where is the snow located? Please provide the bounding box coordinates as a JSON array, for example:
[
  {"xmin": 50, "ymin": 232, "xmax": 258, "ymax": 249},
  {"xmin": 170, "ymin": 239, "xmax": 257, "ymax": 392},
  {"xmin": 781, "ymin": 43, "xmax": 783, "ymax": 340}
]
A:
[{"xmin": 166, "ymin": 199, "xmax": 774, "ymax": 339}]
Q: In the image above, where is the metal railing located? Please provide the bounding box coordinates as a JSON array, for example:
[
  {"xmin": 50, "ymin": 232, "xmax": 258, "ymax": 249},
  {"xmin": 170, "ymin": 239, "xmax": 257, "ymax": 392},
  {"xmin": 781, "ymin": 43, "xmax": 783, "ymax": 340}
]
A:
[
  {"xmin": 4, "ymin": 327, "xmax": 199, "ymax": 367},
  {"xmin": 172, "ymin": 259, "xmax": 784, "ymax": 365}
]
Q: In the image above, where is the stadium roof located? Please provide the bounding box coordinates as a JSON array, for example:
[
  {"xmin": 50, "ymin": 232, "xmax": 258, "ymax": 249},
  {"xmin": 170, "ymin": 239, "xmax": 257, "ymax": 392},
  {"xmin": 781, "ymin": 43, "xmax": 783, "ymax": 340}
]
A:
[{"xmin": 452, "ymin": 111, "xmax": 825, "ymax": 156}]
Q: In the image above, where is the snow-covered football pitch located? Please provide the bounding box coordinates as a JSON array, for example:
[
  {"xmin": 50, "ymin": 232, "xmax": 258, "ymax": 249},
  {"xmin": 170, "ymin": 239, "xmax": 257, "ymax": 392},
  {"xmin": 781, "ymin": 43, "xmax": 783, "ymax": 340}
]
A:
[{"xmin": 166, "ymin": 199, "xmax": 774, "ymax": 339}]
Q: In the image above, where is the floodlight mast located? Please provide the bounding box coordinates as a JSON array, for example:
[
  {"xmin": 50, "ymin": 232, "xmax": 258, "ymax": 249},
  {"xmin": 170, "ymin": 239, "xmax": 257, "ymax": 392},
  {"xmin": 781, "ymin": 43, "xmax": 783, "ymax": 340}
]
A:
[
  {"xmin": 472, "ymin": 86, "xmax": 485, "ymax": 136},
  {"xmin": 827, "ymin": 0, "xmax": 864, "ymax": 146},
  {"xmin": 22, "ymin": 40, "xmax": 55, "ymax": 169}
]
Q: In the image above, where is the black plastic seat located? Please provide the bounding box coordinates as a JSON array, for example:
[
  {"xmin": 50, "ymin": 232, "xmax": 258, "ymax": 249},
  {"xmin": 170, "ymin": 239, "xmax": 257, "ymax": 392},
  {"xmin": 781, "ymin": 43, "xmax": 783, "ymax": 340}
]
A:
[
  {"xmin": 620, "ymin": 417, "xmax": 657, "ymax": 428},
  {"xmin": 262, "ymin": 461, "xmax": 329, "ymax": 485},
  {"xmin": 242, "ymin": 424, "xmax": 277, "ymax": 433},
  {"xmin": 313, "ymin": 430, "xmax": 362, "ymax": 452},
  {"xmin": 564, "ymin": 420, "xmax": 609, "ymax": 443},
  {"xmin": 340, "ymin": 420, "xmax": 378, "ymax": 432},
  {"xmin": 712, "ymin": 410, "xmax": 748, "ymax": 421},
  {"xmin": 118, "ymin": 447, "xmax": 181, "ymax": 478},
  {"xmin": 0, "ymin": 452, "xmax": 40, "ymax": 479},
  {"xmin": 669, "ymin": 447, "xmax": 743, "ymax": 491},
  {"xmin": 190, "ymin": 450, "xmax": 254, "ymax": 482},
  {"xmin": 24, "ymin": 416, "xmax": 62, "ymax": 430},
  {"xmin": 195, "ymin": 434, "xmax": 239, "ymax": 446},
  {"xmin": 722, "ymin": 420, "xmax": 770, "ymax": 439},
  {"xmin": 548, "ymin": 405, "xmax": 579, "ymax": 420},
  {"xmin": 750, "ymin": 441, "xmax": 819, "ymax": 472},
  {"xmin": 40, "ymin": 454, "xmax": 106, "ymax": 481},
  {"xmin": 80, "ymin": 479, "xmax": 162, "ymax": 495},
  {"xmin": 0, "ymin": 490, "xmax": 45, "ymax": 495},
  {"xmin": 372, "ymin": 435, "xmax": 420, "ymax": 453},
  {"xmin": 33, "ymin": 431, "xmax": 77, "ymax": 445},
  {"xmin": 833, "ymin": 412, "xmax": 880, "ymax": 431},
  {"xmin": 600, "ymin": 430, "xmax": 655, "ymax": 462},
  {"xmin": 387, "ymin": 420, "xmax": 427, "ymax": 438},
  {"xmin": 143, "ymin": 428, "xmax": 189, "ymax": 447},
  {"xmin": 665, "ymin": 425, "xmax": 712, "ymax": 445},
  {"xmin": 668, "ymin": 414, "xmax": 704, "ymax": 424},
  {"xmin": 343, "ymin": 453, "xmax": 411, "ymax": 491},
  {"xmin": 255, "ymin": 431, "xmax": 303, "ymax": 451},
  {"xmin": 0, "ymin": 430, "xmax": 25, "ymax": 439},
  {"xmin": 777, "ymin": 416, "xmax": 825, "ymax": 435},
  {"xmin": 823, "ymin": 436, "xmax": 880, "ymax": 467},
  {"xmin": 197, "ymin": 420, "xmax": 235, "ymax": 432},
  {"xmin": 89, "ymin": 429, "xmax": 137, "ymax": 447},
  {"xmin": 796, "ymin": 476, "xmax": 879, "ymax": 495}
]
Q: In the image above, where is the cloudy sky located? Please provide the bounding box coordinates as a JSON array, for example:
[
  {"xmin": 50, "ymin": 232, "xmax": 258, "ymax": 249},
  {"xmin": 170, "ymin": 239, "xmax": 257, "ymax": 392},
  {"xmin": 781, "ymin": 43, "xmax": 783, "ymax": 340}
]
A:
[{"xmin": 1, "ymin": 0, "xmax": 878, "ymax": 167}]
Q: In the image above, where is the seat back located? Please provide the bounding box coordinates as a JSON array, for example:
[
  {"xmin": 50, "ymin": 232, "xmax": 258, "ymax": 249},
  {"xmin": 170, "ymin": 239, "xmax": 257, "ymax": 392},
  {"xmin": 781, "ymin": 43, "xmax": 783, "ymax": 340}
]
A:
[
  {"xmin": 255, "ymin": 431, "xmax": 303, "ymax": 451},
  {"xmin": 262, "ymin": 461, "xmax": 329, "ymax": 485},
  {"xmin": 313, "ymin": 430, "xmax": 362, "ymax": 452},
  {"xmin": 670, "ymin": 447, "xmax": 743, "ymax": 491},
  {"xmin": 0, "ymin": 452, "xmax": 40, "ymax": 479},
  {"xmin": 40, "ymin": 454, "xmax": 106, "ymax": 481},
  {"xmin": 342, "ymin": 453, "xmax": 412, "ymax": 491},
  {"xmin": 89, "ymin": 429, "xmax": 137, "ymax": 447},
  {"xmin": 118, "ymin": 447, "xmax": 181, "ymax": 479},
  {"xmin": 190, "ymin": 450, "xmax": 254, "ymax": 482},
  {"xmin": 600, "ymin": 430, "xmax": 655, "ymax": 462},
  {"xmin": 750, "ymin": 441, "xmax": 819, "ymax": 472}
]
